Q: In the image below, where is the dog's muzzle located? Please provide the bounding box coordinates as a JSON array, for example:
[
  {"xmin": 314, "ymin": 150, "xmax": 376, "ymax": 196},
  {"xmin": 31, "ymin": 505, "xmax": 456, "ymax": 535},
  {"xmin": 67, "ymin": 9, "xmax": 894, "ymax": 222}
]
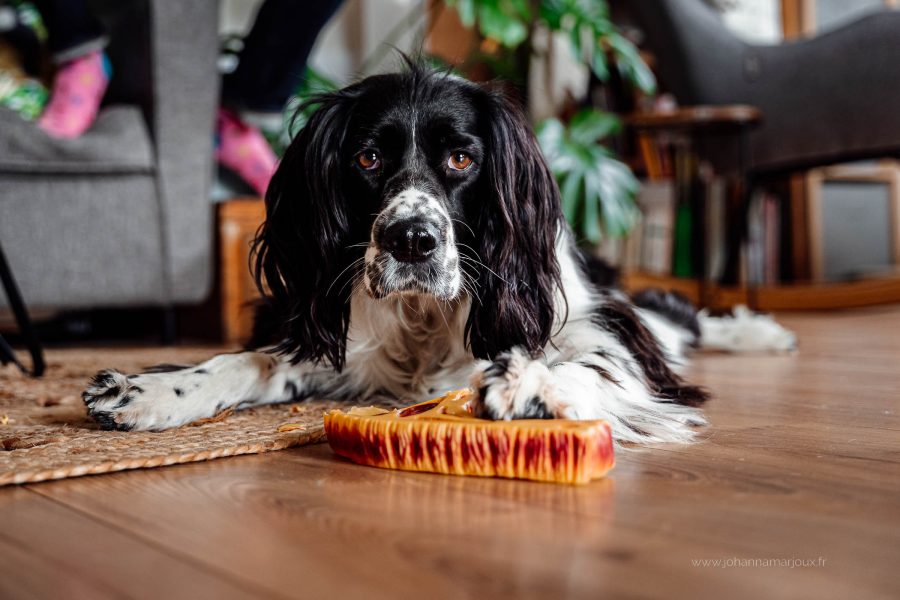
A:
[{"xmin": 364, "ymin": 188, "xmax": 461, "ymax": 299}]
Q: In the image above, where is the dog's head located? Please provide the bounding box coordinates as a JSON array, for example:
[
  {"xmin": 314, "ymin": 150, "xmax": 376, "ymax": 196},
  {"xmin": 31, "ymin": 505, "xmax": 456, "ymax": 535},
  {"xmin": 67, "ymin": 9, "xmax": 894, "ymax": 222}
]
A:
[{"xmin": 253, "ymin": 65, "xmax": 564, "ymax": 369}]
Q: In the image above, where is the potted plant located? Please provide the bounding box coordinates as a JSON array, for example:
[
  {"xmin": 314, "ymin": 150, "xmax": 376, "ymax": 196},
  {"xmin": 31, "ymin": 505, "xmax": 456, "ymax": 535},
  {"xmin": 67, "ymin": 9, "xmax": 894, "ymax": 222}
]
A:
[
  {"xmin": 445, "ymin": 0, "xmax": 654, "ymax": 244},
  {"xmin": 293, "ymin": 0, "xmax": 655, "ymax": 244}
]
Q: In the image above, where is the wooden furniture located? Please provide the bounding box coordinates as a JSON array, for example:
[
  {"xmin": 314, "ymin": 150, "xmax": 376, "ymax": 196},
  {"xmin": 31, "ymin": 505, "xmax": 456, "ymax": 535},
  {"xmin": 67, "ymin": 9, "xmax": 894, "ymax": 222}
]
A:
[
  {"xmin": 621, "ymin": 150, "xmax": 900, "ymax": 310},
  {"xmin": 781, "ymin": 0, "xmax": 900, "ymax": 286},
  {"xmin": 625, "ymin": 0, "xmax": 900, "ymax": 309},
  {"xmin": 628, "ymin": 105, "xmax": 762, "ymax": 131},
  {"xmin": 623, "ymin": 269, "xmax": 900, "ymax": 310},
  {"xmin": 805, "ymin": 161, "xmax": 900, "ymax": 282},
  {"xmin": 216, "ymin": 198, "xmax": 266, "ymax": 345},
  {"xmin": 4, "ymin": 308, "xmax": 898, "ymax": 598},
  {"xmin": 781, "ymin": 0, "xmax": 816, "ymax": 39},
  {"xmin": 783, "ymin": 0, "xmax": 899, "ymax": 40},
  {"xmin": 628, "ymin": 105, "xmax": 762, "ymax": 307}
]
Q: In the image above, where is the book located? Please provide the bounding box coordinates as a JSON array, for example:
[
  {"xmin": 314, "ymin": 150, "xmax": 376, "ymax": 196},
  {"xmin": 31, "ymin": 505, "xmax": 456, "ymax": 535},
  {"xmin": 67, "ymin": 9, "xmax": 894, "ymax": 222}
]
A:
[
  {"xmin": 671, "ymin": 150, "xmax": 698, "ymax": 278},
  {"xmin": 635, "ymin": 180, "xmax": 675, "ymax": 275},
  {"xmin": 705, "ymin": 176, "xmax": 726, "ymax": 281},
  {"xmin": 764, "ymin": 193, "xmax": 781, "ymax": 284}
]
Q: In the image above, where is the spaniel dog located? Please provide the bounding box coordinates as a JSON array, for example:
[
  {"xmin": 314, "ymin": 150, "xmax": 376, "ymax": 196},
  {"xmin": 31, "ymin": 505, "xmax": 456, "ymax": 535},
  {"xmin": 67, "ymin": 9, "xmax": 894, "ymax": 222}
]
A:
[{"xmin": 83, "ymin": 65, "xmax": 795, "ymax": 444}]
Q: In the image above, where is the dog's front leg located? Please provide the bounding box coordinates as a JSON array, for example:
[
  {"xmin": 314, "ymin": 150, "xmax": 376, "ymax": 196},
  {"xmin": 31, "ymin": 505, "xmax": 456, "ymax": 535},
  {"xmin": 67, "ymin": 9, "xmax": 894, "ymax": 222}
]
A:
[
  {"xmin": 83, "ymin": 352, "xmax": 323, "ymax": 431},
  {"xmin": 470, "ymin": 346, "xmax": 706, "ymax": 443}
]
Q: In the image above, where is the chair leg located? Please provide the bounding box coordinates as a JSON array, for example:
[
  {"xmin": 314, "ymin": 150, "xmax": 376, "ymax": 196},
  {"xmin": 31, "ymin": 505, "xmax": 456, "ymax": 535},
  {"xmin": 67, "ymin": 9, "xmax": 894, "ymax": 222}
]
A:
[
  {"xmin": 161, "ymin": 306, "xmax": 177, "ymax": 345},
  {"xmin": 719, "ymin": 181, "xmax": 753, "ymax": 286},
  {"xmin": 0, "ymin": 241, "xmax": 45, "ymax": 376},
  {"xmin": 719, "ymin": 126, "xmax": 754, "ymax": 288},
  {"xmin": 0, "ymin": 333, "xmax": 25, "ymax": 372}
]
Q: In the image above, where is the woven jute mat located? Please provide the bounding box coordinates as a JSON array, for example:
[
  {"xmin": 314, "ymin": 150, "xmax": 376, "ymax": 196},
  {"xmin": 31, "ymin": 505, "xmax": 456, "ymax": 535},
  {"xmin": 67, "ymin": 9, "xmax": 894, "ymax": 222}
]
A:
[{"xmin": 0, "ymin": 346, "xmax": 353, "ymax": 486}]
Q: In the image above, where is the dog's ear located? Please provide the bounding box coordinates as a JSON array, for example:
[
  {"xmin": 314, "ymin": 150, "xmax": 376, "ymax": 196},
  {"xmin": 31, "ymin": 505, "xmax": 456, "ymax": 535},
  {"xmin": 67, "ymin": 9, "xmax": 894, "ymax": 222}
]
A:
[
  {"xmin": 252, "ymin": 92, "xmax": 357, "ymax": 370},
  {"xmin": 465, "ymin": 88, "xmax": 564, "ymax": 360}
]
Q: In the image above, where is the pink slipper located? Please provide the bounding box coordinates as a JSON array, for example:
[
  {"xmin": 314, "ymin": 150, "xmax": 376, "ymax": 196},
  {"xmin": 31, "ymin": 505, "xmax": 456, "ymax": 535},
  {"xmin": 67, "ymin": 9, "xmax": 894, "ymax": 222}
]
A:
[
  {"xmin": 38, "ymin": 50, "xmax": 110, "ymax": 139},
  {"xmin": 216, "ymin": 108, "xmax": 278, "ymax": 197}
]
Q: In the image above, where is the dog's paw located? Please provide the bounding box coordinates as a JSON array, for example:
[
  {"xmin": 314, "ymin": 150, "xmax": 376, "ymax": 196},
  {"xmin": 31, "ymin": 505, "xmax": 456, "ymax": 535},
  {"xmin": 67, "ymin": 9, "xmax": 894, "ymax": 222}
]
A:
[
  {"xmin": 470, "ymin": 348, "xmax": 562, "ymax": 420},
  {"xmin": 82, "ymin": 369, "xmax": 195, "ymax": 431}
]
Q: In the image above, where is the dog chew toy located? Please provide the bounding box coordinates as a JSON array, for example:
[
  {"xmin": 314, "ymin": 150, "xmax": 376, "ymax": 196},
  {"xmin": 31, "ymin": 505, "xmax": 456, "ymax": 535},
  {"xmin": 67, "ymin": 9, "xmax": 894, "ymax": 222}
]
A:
[{"xmin": 323, "ymin": 389, "xmax": 615, "ymax": 484}]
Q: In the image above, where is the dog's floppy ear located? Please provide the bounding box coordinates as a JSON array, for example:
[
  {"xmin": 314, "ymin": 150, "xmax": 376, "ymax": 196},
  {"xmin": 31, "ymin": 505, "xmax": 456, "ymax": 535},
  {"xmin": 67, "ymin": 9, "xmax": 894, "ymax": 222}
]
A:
[
  {"xmin": 252, "ymin": 92, "xmax": 358, "ymax": 370},
  {"xmin": 465, "ymin": 88, "xmax": 564, "ymax": 360}
]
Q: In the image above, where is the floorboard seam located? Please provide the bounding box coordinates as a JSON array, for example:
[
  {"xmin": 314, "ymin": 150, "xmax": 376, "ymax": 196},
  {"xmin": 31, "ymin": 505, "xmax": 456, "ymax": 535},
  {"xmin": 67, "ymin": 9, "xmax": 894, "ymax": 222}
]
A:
[{"xmin": 24, "ymin": 486, "xmax": 291, "ymax": 600}]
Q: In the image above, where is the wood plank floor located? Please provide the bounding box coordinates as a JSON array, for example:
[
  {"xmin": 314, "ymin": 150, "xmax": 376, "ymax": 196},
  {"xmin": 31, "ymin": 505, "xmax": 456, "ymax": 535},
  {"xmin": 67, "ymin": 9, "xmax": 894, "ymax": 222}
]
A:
[{"xmin": 3, "ymin": 308, "xmax": 899, "ymax": 599}]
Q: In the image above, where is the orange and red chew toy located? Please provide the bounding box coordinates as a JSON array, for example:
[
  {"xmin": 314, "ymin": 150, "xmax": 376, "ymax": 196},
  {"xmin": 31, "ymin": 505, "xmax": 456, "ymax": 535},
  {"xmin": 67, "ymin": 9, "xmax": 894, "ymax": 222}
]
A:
[{"xmin": 324, "ymin": 389, "xmax": 615, "ymax": 484}]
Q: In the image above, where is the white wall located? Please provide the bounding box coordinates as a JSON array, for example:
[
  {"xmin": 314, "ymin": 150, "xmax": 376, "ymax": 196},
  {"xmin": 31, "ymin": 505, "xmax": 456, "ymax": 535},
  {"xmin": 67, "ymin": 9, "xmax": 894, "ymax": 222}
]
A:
[{"xmin": 718, "ymin": 0, "xmax": 782, "ymax": 44}]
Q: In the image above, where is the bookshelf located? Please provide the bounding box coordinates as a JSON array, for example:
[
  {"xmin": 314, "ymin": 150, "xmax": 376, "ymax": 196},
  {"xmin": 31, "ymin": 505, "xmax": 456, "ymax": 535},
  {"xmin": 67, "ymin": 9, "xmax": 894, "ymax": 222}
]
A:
[
  {"xmin": 617, "ymin": 0, "xmax": 900, "ymax": 311},
  {"xmin": 624, "ymin": 105, "xmax": 762, "ymax": 308},
  {"xmin": 622, "ymin": 270, "xmax": 900, "ymax": 311},
  {"xmin": 622, "ymin": 116, "xmax": 900, "ymax": 311}
]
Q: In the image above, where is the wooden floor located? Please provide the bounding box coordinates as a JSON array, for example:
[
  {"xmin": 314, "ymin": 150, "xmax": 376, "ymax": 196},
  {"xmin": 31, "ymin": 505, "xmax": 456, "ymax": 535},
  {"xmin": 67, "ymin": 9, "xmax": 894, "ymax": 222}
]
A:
[{"xmin": 2, "ymin": 308, "xmax": 898, "ymax": 600}]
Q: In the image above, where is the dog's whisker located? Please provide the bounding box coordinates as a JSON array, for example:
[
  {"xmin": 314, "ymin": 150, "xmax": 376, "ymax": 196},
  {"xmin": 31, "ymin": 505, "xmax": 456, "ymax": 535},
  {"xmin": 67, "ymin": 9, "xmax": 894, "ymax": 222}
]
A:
[
  {"xmin": 456, "ymin": 242, "xmax": 484, "ymax": 261},
  {"xmin": 435, "ymin": 296, "xmax": 452, "ymax": 333},
  {"xmin": 458, "ymin": 262, "xmax": 481, "ymax": 289},
  {"xmin": 451, "ymin": 217, "xmax": 476, "ymax": 239},
  {"xmin": 458, "ymin": 254, "xmax": 510, "ymax": 285},
  {"xmin": 337, "ymin": 269, "xmax": 364, "ymax": 299},
  {"xmin": 325, "ymin": 257, "xmax": 365, "ymax": 297}
]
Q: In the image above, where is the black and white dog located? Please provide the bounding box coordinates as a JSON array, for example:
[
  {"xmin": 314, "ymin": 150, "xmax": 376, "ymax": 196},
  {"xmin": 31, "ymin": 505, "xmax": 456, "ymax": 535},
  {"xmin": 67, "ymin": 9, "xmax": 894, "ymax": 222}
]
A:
[{"xmin": 83, "ymin": 65, "xmax": 795, "ymax": 443}]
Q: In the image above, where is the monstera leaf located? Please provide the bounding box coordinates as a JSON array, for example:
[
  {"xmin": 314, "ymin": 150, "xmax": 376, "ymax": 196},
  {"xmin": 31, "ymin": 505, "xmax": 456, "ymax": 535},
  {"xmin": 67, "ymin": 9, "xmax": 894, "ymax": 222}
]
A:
[
  {"xmin": 606, "ymin": 31, "xmax": 656, "ymax": 95},
  {"xmin": 539, "ymin": 0, "xmax": 655, "ymax": 94},
  {"xmin": 537, "ymin": 108, "xmax": 640, "ymax": 243},
  {"xmin": 446, "ymin": 0, "xmax": 531, "ymax": 47}
]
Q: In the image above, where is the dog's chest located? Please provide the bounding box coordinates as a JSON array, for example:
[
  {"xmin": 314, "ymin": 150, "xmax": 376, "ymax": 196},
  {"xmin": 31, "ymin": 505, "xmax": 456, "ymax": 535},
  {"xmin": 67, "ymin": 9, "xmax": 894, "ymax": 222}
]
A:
[
  {"xmin": 387, "ymin": 301, "xmax": 465, "ymax": 384},
  {"xmin": 349, "ymin": 295, "xmax": 471, "ymax": 395},
  {"xmin": 389, "ymin": 313, "xmax": 451, "ymax": 374}
]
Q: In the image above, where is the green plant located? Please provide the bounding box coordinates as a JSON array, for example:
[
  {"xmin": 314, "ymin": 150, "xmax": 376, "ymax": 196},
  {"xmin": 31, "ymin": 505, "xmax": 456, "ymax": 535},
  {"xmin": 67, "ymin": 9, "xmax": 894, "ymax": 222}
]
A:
[
  {"xmin": 447, "ymin": 0, "xmax": 654, "ymax": 243},
  {"xmin": 289, "ymin": 68, "xmax": 339, "ymax": 138},
  {"xmin": 446, "ymin": 0, "xmax": 532, "ymax": 48},
  {"xmin": 537, "ymin": 108, "xmax": 639, "ymax": 242}
]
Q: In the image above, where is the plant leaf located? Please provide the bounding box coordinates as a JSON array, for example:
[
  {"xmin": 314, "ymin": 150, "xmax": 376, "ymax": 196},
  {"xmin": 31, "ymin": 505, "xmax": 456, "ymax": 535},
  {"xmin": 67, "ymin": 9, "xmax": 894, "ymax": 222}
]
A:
[
  {"xmin": 477, "ymin": 1, "xmax": 528, "ymax": 47},
  {"xmin": 289, "ymin": 67, "xmax": 339, "ymax": 135},
  {"xmin": 537, "ymin": 112, "xmax": 640, "ymax": 241},
  {"xmin": 568, "ymin": 108, "xmax": 621, "ymax": 145},
  {"xmin": 539, "ymin": 0, "xmax": 566, "ymax": 29},
  {"xmin": 536, "ymin": 118, "xmax": 565, "ymax": 159},
  {"xmin": 608, "ymin": 32, "xmax": 656, "ymax": 95},
  {"xmin": 448, "ymin": 0, "xmax": 476, "ymax": 27},
  {"xmin": 559, "ymin": 169, "xmax": 584, "ymax": 225},
  {"xmin": 590, "ymin": 45, "xmax": 609, "ymax": 81}
]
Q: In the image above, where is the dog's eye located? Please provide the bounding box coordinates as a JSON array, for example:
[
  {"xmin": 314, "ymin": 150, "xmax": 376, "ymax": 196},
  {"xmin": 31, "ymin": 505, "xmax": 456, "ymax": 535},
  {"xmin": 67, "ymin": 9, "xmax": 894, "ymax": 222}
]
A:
[
  {"xmin": 448, "ymin": 152, "xmax": 473, "ymax": 171},
  {"xmin": 356, "ymin": 151, "xmax": 381, "ymax": 170}
]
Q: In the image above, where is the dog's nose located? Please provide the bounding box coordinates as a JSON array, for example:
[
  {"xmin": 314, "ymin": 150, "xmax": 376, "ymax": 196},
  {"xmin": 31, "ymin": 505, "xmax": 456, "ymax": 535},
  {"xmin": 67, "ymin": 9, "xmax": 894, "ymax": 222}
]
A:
[{"xmin": 383, "ymin": 220, "xmax": 439, "ymax": 262}]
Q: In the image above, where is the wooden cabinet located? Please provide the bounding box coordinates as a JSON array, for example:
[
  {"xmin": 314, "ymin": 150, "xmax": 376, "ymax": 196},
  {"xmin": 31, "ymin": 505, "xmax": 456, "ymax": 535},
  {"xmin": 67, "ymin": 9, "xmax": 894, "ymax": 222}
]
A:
[{"xmin": 216, "ymin": 198, "xmax": 266, "ymax": 345}]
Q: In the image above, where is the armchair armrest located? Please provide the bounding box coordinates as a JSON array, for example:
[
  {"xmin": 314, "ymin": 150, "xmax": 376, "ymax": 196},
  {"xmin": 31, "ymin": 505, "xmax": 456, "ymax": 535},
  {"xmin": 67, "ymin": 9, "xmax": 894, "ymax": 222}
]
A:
[{"xmin": 149, "ymin": 0, "xmax": 220, "ymax": 303}]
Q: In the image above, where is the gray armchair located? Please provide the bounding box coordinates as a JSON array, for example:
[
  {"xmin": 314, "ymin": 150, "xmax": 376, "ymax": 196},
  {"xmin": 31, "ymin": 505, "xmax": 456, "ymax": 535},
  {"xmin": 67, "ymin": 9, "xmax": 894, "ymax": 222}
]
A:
[{"xmin": 0, "ymin": 0, "xmax": 219, "ymax": 313}]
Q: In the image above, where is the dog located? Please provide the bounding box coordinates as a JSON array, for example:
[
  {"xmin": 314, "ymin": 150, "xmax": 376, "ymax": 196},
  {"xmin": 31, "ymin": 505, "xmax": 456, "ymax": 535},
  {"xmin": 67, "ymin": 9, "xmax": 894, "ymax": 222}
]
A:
[{"xmin": 82, "ymin": 65, "xmax": 795, "ymax": 444}]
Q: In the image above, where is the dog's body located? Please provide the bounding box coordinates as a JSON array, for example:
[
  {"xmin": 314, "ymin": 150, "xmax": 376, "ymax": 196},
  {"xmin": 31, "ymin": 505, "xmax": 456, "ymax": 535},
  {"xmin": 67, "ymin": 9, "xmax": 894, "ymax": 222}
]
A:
[{"xmin": 83, "ymin": 66, "xmax": 795, "ymax": 443}]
